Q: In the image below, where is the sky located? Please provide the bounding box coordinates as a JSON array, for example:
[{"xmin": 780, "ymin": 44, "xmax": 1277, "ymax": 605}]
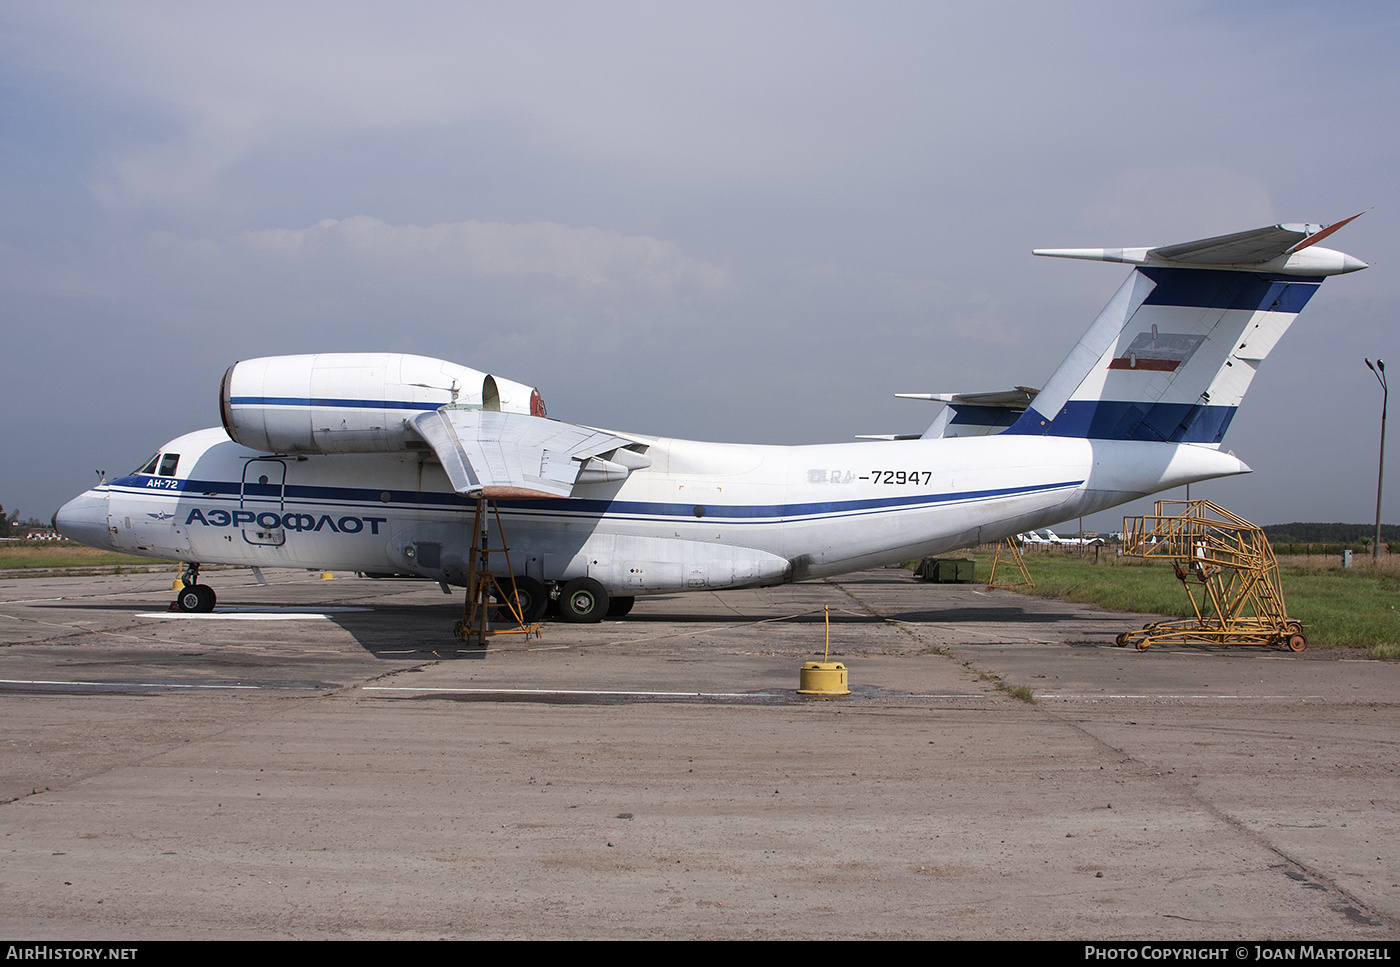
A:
[{"xmin": 2, "ymin": 1, "xmax": 1397, "ymax": 531}]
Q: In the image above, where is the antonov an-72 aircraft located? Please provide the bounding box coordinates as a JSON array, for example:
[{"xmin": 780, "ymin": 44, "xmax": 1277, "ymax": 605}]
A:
[{"xmin": 56, "ymin": 217, "xmax": 1366, "ymax": 622}]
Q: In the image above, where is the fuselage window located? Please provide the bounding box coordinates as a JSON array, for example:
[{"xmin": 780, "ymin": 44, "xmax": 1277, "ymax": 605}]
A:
[
  {"xmin": 136, "ymin": 454, "xmax": 160, "ymax": 475},
  {"xmin": 157, "ymin": 454, "xmax": 181, "ymax": 477}
]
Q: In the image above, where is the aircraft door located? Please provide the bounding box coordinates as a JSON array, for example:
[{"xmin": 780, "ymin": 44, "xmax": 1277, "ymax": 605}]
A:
[{"xmin": 241, "ymin": 458, "xmax": 286, "ymax": 546}]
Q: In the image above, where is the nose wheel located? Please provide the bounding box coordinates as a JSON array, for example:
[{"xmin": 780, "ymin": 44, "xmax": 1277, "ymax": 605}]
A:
[{"xmin": 173, "ymin": 564, "xmax": 217, "ymax": 613}]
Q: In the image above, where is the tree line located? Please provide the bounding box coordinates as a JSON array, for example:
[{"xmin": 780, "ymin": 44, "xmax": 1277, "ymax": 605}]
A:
[
  {"xmin": 1260, "ymin": 522, "xmax": 1400, "ymax": 544},
  {"xmin": 0, "ymin": 504, "xmax": 48, "ymax": 538}
]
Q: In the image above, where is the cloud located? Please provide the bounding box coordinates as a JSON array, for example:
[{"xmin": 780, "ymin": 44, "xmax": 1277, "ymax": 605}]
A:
[{"xmin": 233, "ymin": 216, "xmax": 731, "ymax": 292}]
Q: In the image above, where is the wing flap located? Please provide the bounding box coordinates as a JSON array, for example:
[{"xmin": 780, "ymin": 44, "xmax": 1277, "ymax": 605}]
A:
[{"xmin": 409, "ymin": 407, "xmax": 648, "ymax": 498}]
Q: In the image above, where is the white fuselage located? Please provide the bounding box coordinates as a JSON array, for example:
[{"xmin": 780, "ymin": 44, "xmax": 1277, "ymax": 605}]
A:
[{"xmin": 59, "ymin": 425, "xmax": 1246, "ymax": 594}]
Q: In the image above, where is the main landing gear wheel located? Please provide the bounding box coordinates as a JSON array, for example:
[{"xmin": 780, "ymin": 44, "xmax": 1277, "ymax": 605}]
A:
[
  {"xmin": 496, "ymin": 575, "xmax": 548, "ymax": 624},
  {"xmin": 558, "ymin": 577, "xmax": 609, "ymax": 623},
  {"xmin": 176, "ymin": 583, "xmax": 216, "ymax": 613},
  {"xmin": 606, "ymin": 595, "xmax": 635, "ymax": 619}
]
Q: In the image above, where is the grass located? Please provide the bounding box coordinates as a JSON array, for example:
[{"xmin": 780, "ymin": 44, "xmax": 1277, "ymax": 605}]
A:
[
  {"xmin": 998, "ymin": 682, "xmax": 1038, "ymax": 704},
  {"xmin": 958, "ymin": 547, "xmax": 1400, "ymax": 659},
  {"xmin": 0, "ymin": 542, "xmax": 164, "ymax": 572}
]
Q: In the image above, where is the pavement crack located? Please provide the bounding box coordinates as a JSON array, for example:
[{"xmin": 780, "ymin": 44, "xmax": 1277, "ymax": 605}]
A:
[{"xmin": 1050, "ymin": 712, "xmax": 1400, "ymax": 935}]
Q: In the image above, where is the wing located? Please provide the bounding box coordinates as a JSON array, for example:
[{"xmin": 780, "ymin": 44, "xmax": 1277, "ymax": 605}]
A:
[{"xmin": 409, "ymin": 407, "xmax": 650, "ymax": 498}]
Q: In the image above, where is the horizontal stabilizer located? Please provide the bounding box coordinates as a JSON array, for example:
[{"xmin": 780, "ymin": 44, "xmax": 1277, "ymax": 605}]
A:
[
  {"xmin": 409, "ymin": 407, "xmax": 648, "ymax": 498},
  {"xmin": 897, "ymin": 387, "xmax": 1039, "ymax": 408},
  {"xmin": 1034, "ymin": 214, "xmax": 1367, "ymax": 277},
  {"xmin": 902, "ymin": 387, "xmax": 1041, "ymax": 439}
]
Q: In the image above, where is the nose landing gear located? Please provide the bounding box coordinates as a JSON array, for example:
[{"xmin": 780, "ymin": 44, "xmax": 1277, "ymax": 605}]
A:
[{"xmin": 172, "ymin": 563, "xmax": 217, "ymax": 613}]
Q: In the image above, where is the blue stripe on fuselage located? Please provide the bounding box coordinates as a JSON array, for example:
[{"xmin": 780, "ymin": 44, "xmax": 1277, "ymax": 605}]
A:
[{"xmin": 106, "ymin": 475, "xmax": 1085, "ymax": 523}]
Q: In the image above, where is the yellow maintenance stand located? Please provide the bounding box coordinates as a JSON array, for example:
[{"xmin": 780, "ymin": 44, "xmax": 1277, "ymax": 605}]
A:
[
  {"xmin": 453, "ymin": 498, "xmax": 543, "ymax": 647},
  {"xmin": 985, "ymin": 536, "xmax": 1034, "ymax": 591},
  {"xmin": 1117, "ymin": 499, "xmax": 1305, "ymax": 652}
]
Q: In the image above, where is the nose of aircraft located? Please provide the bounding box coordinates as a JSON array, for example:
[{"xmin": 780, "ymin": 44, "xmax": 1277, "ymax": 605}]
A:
[{"xmin": 55, "ymin": 491, "xmax": 113, "ymax": 549}]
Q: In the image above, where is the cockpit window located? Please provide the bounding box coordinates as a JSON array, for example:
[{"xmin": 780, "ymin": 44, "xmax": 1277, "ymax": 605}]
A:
[
  {"xmin": 136, "ymin": 454, "xmax": 160, "ymax": 475},
  {"xmin": 157, "ymin": 454, "xmax": 180, "ymax": 477}
]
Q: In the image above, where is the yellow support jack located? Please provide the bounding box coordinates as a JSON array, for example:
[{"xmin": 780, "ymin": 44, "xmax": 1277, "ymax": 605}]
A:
[
  {"xmin": 985, "ymin": 536, "xmax": 1034, "ymax": 591},
  {"xmin": 453, "ymin": 499, "xmax": 542, "ymax": 647},
  {"xmin": 1117, "ymin": 499, "xmax": 1304, "ymax": 652}
]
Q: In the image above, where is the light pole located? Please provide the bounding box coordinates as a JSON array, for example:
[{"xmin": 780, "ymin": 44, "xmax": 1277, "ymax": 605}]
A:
[{"xmin": 1365, "ymin": 358, "xmax": 1387, "ymax": 563}]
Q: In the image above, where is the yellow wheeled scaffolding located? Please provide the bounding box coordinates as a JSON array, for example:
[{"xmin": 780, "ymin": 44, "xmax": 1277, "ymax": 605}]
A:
[
  {"xmin": 1117, "ymin": 499, "xmax": 1305, "ymax": 652},
  {"xmin": 985, "ymin": 536, "xmax": 1035, "ymax": 591},
  {"xmin": 453, "ymin": 498, "xmax": 542, "ymax": 647}
]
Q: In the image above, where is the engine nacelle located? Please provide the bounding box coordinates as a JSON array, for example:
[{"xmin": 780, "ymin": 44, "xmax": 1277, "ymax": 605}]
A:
[{"xmin": 220, "ymin": 353, "xmax": 545, "ymax": 454}]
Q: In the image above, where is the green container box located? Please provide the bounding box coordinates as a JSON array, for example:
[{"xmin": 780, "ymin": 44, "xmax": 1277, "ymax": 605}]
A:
[{"xmin": 915, "ymin": 558, "xmax": 975, "ymax": 583}]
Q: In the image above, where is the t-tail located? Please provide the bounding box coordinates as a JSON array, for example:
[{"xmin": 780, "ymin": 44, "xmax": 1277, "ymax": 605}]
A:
[{"xmin": 993, "ymin": 215, "xmax": 1368, "ymax": 446}]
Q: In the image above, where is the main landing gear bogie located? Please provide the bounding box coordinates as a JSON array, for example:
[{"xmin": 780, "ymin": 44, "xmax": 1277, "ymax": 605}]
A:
[
  {"xmin": 479, "ymin": 574, "xmax": 640, "ymax": 627},
  {"xmin": 484, "ymin": 577, "xmax": 633, "ymax": 625}
]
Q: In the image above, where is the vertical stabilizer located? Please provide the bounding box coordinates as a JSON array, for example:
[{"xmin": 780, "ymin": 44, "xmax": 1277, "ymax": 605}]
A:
[{"xmin": 1004, "ymin": 218, "xmax": 1364, "ymax": 445}]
